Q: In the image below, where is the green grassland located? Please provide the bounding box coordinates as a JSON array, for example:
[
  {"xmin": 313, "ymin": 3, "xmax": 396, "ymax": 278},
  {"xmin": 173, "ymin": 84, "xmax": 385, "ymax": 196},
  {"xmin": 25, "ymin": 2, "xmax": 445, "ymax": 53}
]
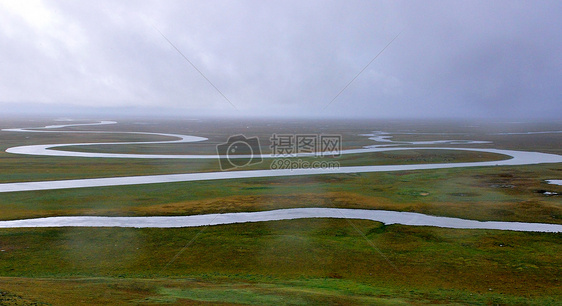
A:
[
  {"xmin": 0, "ymin": 221, "xmax": 560, "ymax": 305},
  {"xmin": 0, "ymin": 146, "xmax": 510, "ymax": 184},
  {"xmin": 0, "ymin": 164, "xmax": 560, "ymax": 223},
  {"xmin": 0, "ymin": 118, "xmax": 560, "ymax": 304}
]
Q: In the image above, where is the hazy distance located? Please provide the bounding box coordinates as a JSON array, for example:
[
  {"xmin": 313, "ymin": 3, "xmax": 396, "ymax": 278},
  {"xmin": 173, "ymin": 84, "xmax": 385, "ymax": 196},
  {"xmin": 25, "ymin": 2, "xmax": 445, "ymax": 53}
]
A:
[{"xmin": 1, "ymin": 0, "xmax": 561, "ymax": 120}]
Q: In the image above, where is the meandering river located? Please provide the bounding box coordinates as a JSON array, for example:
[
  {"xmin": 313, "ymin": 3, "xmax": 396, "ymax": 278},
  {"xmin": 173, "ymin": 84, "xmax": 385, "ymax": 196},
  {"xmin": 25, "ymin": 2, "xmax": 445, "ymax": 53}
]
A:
[
  {"xmin": 0, "ymin": 208, "xmax": 561, "ymax": 232},
  {"xmin": 1, "ymin": 121, "xmax": 560, "ymax": 232}
]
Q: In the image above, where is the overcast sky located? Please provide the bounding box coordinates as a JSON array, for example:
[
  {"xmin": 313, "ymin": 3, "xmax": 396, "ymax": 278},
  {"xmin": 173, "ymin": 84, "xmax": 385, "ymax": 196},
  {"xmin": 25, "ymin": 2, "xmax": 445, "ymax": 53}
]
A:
[{"xmin": 1, "ymin": 0, "xmax": 560, "ymax": 119}]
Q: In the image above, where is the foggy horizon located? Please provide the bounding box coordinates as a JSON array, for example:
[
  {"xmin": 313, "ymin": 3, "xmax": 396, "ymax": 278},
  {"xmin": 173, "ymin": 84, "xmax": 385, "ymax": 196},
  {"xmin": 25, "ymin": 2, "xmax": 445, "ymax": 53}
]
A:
[{"xmin": 1, "ymin": 1, "xmax": 561, "ymax": 120}]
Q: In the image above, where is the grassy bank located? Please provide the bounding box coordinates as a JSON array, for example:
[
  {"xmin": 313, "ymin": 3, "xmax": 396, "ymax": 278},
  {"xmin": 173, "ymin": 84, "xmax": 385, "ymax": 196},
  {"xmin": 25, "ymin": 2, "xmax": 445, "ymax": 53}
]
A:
[
  {"xmin": 0, "ymin": 219, "xmax": 560, "ymax": 304},
  {"xmin": 0, "ymin": 163, "xmax": 560, "ymax": 223}
]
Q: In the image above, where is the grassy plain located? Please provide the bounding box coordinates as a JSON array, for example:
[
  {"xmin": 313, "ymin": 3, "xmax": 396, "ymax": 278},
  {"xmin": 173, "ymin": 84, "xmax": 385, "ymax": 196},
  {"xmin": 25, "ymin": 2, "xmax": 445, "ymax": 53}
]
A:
[
  {"xmin": 0, "ymin": 117, "xmax": 560, "ymax": 304},
  {"xmin": 0, "ymin": 119, "xmax": 514, "ymax": 184}
]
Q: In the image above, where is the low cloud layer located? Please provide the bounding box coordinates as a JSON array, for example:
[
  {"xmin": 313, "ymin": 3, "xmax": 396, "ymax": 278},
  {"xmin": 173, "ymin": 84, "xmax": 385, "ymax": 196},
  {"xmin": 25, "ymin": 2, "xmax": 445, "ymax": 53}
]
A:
[{"xmin": 1, "ymin": 0, "xmax": 560, "ymax": 119}]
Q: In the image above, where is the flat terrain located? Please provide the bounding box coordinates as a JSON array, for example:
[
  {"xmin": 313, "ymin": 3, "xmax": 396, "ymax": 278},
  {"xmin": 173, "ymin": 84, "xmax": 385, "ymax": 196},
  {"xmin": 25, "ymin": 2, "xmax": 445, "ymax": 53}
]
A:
[{"xmin": 0, "ymin": 117, "xmax": 560, "ymax": 305}]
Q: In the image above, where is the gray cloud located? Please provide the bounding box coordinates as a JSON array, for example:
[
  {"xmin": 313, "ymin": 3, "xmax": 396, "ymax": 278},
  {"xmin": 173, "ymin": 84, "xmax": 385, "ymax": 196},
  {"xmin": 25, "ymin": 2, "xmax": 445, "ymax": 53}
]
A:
[{"xmin": 0, "ymin": 0, "xmax": 560, "ymax": 119}]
